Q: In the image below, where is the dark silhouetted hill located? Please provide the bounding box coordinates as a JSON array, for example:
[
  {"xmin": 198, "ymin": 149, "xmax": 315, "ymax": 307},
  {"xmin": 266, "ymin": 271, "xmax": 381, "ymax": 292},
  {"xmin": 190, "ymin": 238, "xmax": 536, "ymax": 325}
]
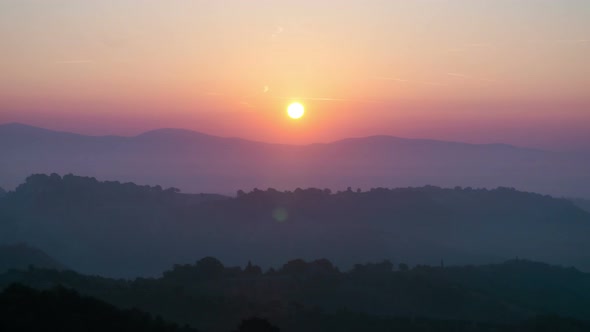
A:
[
  {"xmin": 0, "ymin": 243, "xmax": 66, "ymax": 273},
  {"xmin": 1, "ymin": 258, "xmax": 589, "ymax": 332},
  {"xmin": 1, "ymin": 123, "xmax": 589, "ymax": 198},
  {"xmin": 1, "ymin": 173, "xmax": 589, "ymax": 278},
  {"xmin": 234, "ymin": 317, "xmax": 281, "ymax": 332},
  {"xmin": 0, "ymin": 283, "xmax": 198, "ymax": 332}
]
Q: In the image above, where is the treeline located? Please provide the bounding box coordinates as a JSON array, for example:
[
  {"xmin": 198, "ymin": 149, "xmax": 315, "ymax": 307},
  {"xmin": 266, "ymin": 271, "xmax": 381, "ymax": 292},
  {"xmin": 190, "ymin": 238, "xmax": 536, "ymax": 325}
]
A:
[
  {"xmin": 1, "ymin": 257, "xmax": 590, "ymax": 331},
  {"xmin": 5, "ymin": 173, "xmax": 226, "ymax": 204},
  {"xmin": 4, "ymin": 173, "xmax": 581, "ymax": 205}
]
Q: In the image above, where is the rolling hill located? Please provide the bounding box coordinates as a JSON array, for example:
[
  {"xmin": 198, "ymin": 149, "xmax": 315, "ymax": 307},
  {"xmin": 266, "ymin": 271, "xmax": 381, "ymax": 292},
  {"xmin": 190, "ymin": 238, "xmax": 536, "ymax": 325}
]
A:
[
  {"xmin": 1, "ymin": 258, "xmax": 589, "ymax": 331},
  {"xmin": 0, "ymin": 243, "xmax": 66, "ymax": 273},
  {"xmin": 1, "ymin": 174, "xmax": 589, "ymax": 277}
]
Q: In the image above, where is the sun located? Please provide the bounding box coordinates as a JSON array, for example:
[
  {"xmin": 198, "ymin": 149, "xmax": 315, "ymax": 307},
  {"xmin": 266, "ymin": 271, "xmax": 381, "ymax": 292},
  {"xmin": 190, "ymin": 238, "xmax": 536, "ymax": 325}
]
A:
[{"xmin": 287, "ymin": 102, "xmax": 305, "ymax": 119}]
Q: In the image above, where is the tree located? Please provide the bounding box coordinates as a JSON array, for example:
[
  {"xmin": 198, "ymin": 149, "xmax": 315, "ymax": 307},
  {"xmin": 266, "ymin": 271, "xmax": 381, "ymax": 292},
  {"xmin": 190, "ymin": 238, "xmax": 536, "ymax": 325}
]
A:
[
  {"xmin": 244, "ymin": 261, "xmax": 262, "ymax": 276},
  {"xmin": 195, "ymin": 257, "xmax": 224, "ymax": 280},
  {"xmin": 165, "ymin": 187, "xmax": 181, "ymax": 194},
  {"xmin": 280, "ymin": 259, "xmax": 307, "ymax": 276},
  {"xmin": 234, "ymin": 317, "xmax": 280, "ymax": 332}
]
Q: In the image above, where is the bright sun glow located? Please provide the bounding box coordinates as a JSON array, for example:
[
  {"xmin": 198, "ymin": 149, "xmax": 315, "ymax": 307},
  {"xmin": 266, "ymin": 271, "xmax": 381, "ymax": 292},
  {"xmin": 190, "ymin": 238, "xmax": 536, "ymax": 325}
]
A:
[{"xmin": 287, "ymin": 103, "xmax": 305, "ymax": 119}]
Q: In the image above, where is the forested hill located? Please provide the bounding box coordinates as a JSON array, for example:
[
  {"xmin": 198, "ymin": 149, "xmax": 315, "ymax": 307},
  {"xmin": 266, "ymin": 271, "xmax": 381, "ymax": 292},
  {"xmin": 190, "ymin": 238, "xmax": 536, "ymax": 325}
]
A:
[
  {"xmin": 0, "ymin": 243, "xmax": 66, "ymax": 273},
  {"xmin": 1, "ymin": 174, "xmax": 589, "ymax": 277},
  {"xmin": 1, "ymin": 258, "xmax": 589, "ymax": 332},
  {"xmin": 0, "ymin": 284, "xmax": 199, "ymax": 332},
  {"xmin": 4, "ymin": 173, "xmax": 228, "ymax": 205}
]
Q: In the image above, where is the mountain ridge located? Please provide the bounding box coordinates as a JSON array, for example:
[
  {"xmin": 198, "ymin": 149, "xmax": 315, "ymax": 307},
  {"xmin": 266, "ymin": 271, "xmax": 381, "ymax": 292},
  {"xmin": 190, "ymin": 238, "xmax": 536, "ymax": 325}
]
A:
[
  {"xmin": 0, "ymin": 122, "xmax": 588, "ymax": 197},
  {"xmin": 0, "ymin": 122, "xmax": 542, "ymax": 150}
]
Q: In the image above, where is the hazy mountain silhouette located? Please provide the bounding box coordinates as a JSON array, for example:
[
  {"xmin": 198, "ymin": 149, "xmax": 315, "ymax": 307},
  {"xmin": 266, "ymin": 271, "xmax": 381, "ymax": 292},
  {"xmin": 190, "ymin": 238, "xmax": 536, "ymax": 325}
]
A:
[
  {"xmin": 1, "ymin": 174, "xmax": 589, "ymax": 277},
  {"xmin": 0, "ymin": 243, "xmax": 66, "ymax": 273},
  {"xmin": 1, "ymin": 123, "xmax": 589, "ymax": 197}
]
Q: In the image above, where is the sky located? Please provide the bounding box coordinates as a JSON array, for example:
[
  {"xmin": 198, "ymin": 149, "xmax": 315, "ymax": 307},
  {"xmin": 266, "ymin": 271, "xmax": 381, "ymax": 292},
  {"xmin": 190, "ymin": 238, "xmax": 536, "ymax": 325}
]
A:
[{"xmin": 0, "ymin": 0, "xmax": 589, "ymax": 150}]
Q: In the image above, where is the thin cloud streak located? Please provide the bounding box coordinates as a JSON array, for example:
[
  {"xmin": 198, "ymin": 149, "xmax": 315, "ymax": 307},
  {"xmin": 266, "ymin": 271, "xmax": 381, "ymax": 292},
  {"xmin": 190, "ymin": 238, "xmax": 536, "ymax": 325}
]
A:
[
  {"xmin": 528, "ymin": 38, "xmax": 589, "ymax": 45},
  {"xmin": 447, "ymin": 72, "xmax": 469, "ymax": 78},
  {"xmin": 54, "ymin": 60, "xmax": 95, "ymax": 64},
  {"xmin": 479, "ymin": 78, "xmax": 498, "ymax": 83},
  {"xmin": 373, "ymin": 76, "xmax": 446, "ymax": 87},
  {"xmin": 272, "ymin": 96, "xmax": 385, "ymax": 104},
  {"xmin": 373, "ymin": 76, "xmax": 409, "ymax": 82}
]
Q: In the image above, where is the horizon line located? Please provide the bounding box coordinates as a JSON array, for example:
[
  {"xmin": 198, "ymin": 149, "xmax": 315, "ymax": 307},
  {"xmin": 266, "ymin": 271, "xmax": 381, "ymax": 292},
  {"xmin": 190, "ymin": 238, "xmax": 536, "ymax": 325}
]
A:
[{"xmin": 0, "ymin": 121, "xmax": 544, "ymax": 151}]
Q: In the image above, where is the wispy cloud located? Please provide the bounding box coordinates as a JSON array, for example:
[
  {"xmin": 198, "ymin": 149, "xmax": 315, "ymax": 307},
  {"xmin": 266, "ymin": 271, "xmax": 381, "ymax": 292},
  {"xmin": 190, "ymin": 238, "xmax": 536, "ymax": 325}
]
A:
[
  {"xmin": 373, "ymin": 76, "xmax": 446, "ymax": 87},
  {"xmin": 468, "ymin": 42, "xmax": 494, "ymax": 49},
  {"xmin": 239, "ymin": 101, "xmax": 254, "ymax": 109},
  {"xmin": 372, "ymin": 76, "xmax": 409, "ymax": 82},
  {"xmin": 101, "ymin": 34, "xmax": 141, "ymax": 49},
  {"xmin": 54, "ymin": 59, "xmax": 94, "ymax": 64},
  {"xmin": 554, "ymin": 39, "xmax": 588, "ymax": 44},
  {"xmin": 377, "ymin": 72, "xmax": 495, "ymax": 85},
  {"xmin": 446, "ymin": 72, "xmax": 469, "ymax": 78},
  {"xmin": 419, "ymin": 81, "xmax": 447, "ymax": 87},
  {"xmin": 443, "ymin": 42, "xmax": 494, "ymax": 54},
  {"xmin": 443, "ymin": 48, "xmax": 466, "ymax": 54},
  {"xmin": 305, "ymin": 97, "xmax": 384, "ymax": 104},
  {"xmin": 272, "ymin": 96, "xmax": 384, "ymax": 104},
  {"xmin": 479, "ymin": 78, "xmax": 498, "ymax": 83},
  {"xmin": 528, "ymin": 38, "xmax": 588, "ymax": 45}
]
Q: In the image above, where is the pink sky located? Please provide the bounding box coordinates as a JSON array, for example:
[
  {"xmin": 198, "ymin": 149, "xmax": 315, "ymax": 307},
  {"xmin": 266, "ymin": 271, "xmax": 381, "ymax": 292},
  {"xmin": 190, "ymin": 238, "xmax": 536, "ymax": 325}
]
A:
[{"xmin": 1, "ymin": 1, "xmax": 589, "ymax": 150}]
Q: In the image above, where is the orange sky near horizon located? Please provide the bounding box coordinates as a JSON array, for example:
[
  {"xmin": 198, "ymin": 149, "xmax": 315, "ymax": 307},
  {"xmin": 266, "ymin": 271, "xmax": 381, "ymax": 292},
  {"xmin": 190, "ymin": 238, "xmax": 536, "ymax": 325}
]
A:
[{"xmin": 1, "ymin": 1, "xmax": 589, "ymax": 150}]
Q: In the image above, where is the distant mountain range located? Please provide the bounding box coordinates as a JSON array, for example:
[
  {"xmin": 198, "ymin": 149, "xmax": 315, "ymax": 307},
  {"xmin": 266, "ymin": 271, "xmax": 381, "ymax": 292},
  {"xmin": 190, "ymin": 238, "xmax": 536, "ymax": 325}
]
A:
[{"xmin": 1, "ymin": 123, "xmax": 589, "ymax": 197}]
